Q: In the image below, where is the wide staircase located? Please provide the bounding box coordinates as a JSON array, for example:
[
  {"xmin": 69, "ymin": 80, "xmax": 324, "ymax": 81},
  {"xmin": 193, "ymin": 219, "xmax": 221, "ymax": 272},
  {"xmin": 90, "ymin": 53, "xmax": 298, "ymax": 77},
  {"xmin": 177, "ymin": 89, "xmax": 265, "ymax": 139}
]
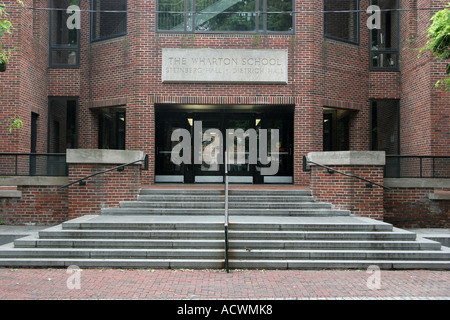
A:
[{"xmin": 0, "ymin": 187, "xmax": 449, "ymax": 269}]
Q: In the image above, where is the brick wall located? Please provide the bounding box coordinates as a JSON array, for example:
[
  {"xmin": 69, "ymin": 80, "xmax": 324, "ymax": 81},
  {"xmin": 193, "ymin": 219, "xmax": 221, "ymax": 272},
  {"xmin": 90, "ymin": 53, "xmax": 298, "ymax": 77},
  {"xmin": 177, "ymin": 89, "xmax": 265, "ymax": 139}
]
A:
[
  {"xmin": 399, "ymin": 0, "xmax": 450, "ymax": 156},
  {"xmin": 67, "ymin": 163, "xmax": 142, "ymax": 219},
  {"xmin": 0, "ymin": 0, "xmax": 49, "ymax": 154},
  {"xmin": 310, "ymin": 165, "xmax": 385, "ymax": 221},
  {"xmin": 384, "ymin": 187, "xmax": 450, "ymax": 228},
  {"xmin": 0, "ymin": 186, "xmax": 68, "ymax": 225}
]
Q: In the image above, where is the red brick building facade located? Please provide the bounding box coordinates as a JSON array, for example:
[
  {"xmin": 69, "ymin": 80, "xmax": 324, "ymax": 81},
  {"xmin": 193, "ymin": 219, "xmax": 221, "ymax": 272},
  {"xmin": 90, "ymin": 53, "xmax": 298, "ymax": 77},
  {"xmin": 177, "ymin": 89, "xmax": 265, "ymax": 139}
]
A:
[{"xmin": 0, "ymin": 0, "xmax": 449, "ymax": 226}]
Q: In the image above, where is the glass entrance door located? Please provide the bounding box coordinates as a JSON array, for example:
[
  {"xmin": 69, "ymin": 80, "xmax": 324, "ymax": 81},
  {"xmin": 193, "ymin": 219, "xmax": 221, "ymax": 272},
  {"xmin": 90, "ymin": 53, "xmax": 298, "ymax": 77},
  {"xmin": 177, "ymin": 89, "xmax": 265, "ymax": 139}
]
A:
[
  {"xmin": 225, "ymin": 116, "xmax": 257, "ymax": 184},
  {"xmin": 155, "ymin": 112, "xmax": 191, "ymax": 183},
  {"xmin": 155, "ymin": 105, "xmax": 294, "ymax": 184}
]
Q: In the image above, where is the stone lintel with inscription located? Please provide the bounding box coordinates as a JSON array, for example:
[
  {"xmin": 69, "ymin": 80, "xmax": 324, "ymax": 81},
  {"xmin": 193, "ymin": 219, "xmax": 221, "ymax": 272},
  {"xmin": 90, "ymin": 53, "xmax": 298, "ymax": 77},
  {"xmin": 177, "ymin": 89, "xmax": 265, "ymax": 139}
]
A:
[{"xmin": 162, "ymin": 48, "xmax": 288, "ymax": 84}]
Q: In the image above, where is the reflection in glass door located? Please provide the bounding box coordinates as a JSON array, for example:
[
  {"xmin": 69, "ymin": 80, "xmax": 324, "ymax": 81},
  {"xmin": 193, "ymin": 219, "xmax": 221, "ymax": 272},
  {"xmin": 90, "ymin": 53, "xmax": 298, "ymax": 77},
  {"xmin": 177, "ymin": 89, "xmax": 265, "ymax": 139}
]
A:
[{"xmin": 194, "ymin": 114, "xmax": 224, "ymax": 183}]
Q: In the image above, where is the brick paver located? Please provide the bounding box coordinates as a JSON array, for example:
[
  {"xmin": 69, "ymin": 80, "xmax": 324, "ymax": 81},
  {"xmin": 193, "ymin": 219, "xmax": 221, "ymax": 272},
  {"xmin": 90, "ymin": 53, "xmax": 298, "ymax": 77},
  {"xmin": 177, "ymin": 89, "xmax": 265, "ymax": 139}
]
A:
[{"xmin": 0, "ymin": 268, "xmax": 448, "ymax": 300}]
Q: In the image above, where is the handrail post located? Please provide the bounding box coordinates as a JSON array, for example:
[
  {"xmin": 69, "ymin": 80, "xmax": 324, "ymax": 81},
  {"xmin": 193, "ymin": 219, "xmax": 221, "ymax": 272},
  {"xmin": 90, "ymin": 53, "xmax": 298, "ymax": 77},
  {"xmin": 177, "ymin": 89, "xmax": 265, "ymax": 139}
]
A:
[{"xmin": 224, "ymin": 150, "xmax": 230, "ymax": 273}]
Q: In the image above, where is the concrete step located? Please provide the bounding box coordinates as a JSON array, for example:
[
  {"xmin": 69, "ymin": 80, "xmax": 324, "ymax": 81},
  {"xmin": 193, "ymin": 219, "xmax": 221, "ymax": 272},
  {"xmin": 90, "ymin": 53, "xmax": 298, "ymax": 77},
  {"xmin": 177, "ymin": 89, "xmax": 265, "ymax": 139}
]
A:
[
  {"xmin": 228, "ymin": 230, "xmax": 418, "ymax": 241},
  {"xmin": 58, "ymin": 216, "xmax": 392, "ymax": 232},
  {"xmin": 102, "ymin": 208, "xmax": 350, "ymax": 216},
  {"xmin": 137, "ymin": 195, "xmax": 315, "ymax": 203},
  {"xmin": 38, "ymin": 229, "xmax": 225, "ymax": 240},
  {"xmin": 119, "ymin": 201, "xmax": 332, "ymax": 209},
  {"xmin": 13, "ymin": 238, "xmax": 441, "ymax": 251},
  {"xmin": 139, "ymin": 189, "xmax": 224, "ymax": 196},
  {"xmin": 62, "ymin": 217, "xmax": 225, "ymax": 231},
  {"xmin": 137, "ymin": 195, "xmax": 224, "ymax": 202},
  {"xmin": 228, "ymin": 260, "xmax": 450, "ymax": 270},
  {"xmin": 0, "ymin": 245, "xmax": 225, "ymax": 259},
  {"xmin": 0, "ymin": 258, "xmax": 448, "ymax": 270},
  {"xmin": 33, "ymin": 228, "xmax": 417, "ymax": 242},
  {"xmin": 0, "ymin": 258, "xmax": 226, "ymax": 269},
  {"xmin": 139, "ymin": 188, "xmax": 312, "ymax": 197},
  {"xmin": 229, "ymin": 195, "xmax": 315, "ymax": 202},
  {"xmin": 2, "ymin": 244, "xmax": 448, "ymax": 261},
  {"xmin": 227, "ymin": 249, "xmax": 450, "ymax": 261}
]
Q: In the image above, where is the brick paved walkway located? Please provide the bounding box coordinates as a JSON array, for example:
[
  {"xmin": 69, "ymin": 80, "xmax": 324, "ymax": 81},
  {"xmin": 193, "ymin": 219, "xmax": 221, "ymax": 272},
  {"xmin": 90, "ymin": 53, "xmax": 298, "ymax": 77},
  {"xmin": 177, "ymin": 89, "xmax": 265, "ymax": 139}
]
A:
[{"xmin": 0, "ymin": 268, "xmax": 448, "ymax": 300}]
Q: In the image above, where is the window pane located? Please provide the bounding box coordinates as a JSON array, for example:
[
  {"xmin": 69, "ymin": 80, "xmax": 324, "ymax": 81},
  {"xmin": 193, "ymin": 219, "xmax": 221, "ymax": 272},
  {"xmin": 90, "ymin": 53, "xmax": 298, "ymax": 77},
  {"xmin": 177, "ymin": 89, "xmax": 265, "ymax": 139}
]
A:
[
  {"xmin": 324, "ymin": 0, "xmax": 359, "ymax": 43},
  {"xmin": 371, "ymin": 51, "xmax": 398, "ymax": 68},
  {"xmin": 51, "ymin": 0, "xmax": 78, "ymax": 47},
  {"xmin": 370, "ymin": 0, "xmax": 399, "ymax": 69},
  {"xmin": 98, "ymin": 108, "xmax": 126, "ymax": 150},
  {"xmin": 158, "ymin": 0, "xmax": 188, "ymax": 31},
  {"xmin": 51, "ymin": 50, "xmax": 78, "ymax": 65},
  {"xmin": 195, "ymin": 0, "xmax": 256, "ymax": 32},
  {"xmin": 371, "ymin": 100, "xmax": 399, "ymax": 154},
  {"xmin": 92, "ymin": 0, "xmax": 127, "ymax": 41},
  {"xmin": 157, "ymin": 0, "xmax": 293, "ymax": 33},
  {"xmin": 266, "ymin": 0, "xmax": 293, "ymax": 32},
  {"xmin": 370, "ymin": 0, "xmax": 399, "ymax": 50}
]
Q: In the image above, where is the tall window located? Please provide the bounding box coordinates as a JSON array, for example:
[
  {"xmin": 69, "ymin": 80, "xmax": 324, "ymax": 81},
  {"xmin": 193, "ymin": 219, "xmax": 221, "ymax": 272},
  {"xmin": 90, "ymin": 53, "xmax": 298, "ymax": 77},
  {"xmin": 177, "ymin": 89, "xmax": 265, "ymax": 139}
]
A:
[
  {"xmin": 48, "ymin": 98, "xmax": 78, "ymax": 153},
  {"xmin": 370, "ymin": 0, "xmax": 399, "ymax": 70},
  {"xmin": 324, "ymin": 0, "xmax": 359, "ymax": 44},
  {"xmin": 370, "ymin": 100, "xmax": 399, "ymax": 154},
  {"xmin": 323, "ymin": 108, "xmax": 350, "ymax": 151},
  {"xmin": 91, "ymin": 0, "xmax": 127, "ymax": 41},
  {"xmin": 157, "ymin": 0, "xmax": 293, "ymax": 33},
  {"xmin": 98, "ymin": 107, "xmax": 126, "ymax": 150},
  {"xmin": 49, "ymin": 0, "xmax": 79, "ymax": 67}
]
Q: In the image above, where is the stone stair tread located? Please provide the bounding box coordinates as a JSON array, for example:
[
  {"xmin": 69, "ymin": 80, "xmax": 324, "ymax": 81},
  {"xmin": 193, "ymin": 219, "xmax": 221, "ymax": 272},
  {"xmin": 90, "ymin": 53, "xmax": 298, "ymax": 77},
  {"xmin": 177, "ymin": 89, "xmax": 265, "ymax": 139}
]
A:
[
  {"xmin": 0, "ymin": 258, "xmax": 226, "ymax": 268},
  {"xmin": 13, "ymin": 238, "xmax": 439, "ymax": 248},
  {"xmin": 59, "ymin": 215, "xmax": 392, "ymax": 230},
  {"xmin": 101, "ymin": 208, "xmax": 352, "ymax": 217},
  {"xmin": 2, "ymin": 246, "xmax": 448, "ymax": 260},
  {"xmin": 0, "ymin": 258, "xmax": 448, "ymax": 270},
  {"xmin": 228, "ymin": 260, "xmax": 450, "ymax": 270}
]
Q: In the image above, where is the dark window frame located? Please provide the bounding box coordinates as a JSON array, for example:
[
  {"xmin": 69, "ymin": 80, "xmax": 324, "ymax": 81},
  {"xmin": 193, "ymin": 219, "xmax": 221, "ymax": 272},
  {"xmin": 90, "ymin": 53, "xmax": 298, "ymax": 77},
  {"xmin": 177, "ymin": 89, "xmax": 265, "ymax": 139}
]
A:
[
  {"xmin": 90, "ymin": 0, "xmax": 128, "ymax": 42},
  {"xmin": 323, "ymin": 0, "xmax": 360, "ymax": 45},
  {"xmin": 49, "ymin": 0, "xmax": 80, "ymax": 68},
  {"xmin": 156, "ymin": 0, "xmax": 295, "ymax": 35}
]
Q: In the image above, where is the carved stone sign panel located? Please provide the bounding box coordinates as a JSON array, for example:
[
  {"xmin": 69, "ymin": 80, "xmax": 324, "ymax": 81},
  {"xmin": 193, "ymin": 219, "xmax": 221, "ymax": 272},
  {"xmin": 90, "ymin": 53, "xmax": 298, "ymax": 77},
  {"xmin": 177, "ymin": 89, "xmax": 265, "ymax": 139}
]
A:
[{"xmin": 162, "ymin": 48, "xmax": 288, "ymax": 84}]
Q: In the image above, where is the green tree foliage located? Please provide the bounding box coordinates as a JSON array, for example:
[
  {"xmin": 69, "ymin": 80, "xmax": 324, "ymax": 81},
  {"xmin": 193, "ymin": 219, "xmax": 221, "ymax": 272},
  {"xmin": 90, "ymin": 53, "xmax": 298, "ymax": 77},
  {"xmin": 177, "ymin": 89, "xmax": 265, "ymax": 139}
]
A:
[
  {"xmin": 422, "ymin": 5, "xmax": 450, "ymax": 90},
  {"xmin": 0, "ymin": 1, "xmax": 23, "ymax": 64}
]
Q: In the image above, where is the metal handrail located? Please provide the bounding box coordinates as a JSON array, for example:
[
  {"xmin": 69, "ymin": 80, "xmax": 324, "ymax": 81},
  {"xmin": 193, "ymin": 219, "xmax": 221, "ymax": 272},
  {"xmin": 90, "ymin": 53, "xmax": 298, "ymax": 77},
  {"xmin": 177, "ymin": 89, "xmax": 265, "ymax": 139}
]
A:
[
  {"xmin": 224, "ymin": 151, "xmax": 230, "ymax": 273},
  {"xmin": 59, "ymin": 154, "xmax": 149, "ymax": 189},
  {"xmin": 303, "ymin": 155, "xmax": 390, "ymax": 190}
]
